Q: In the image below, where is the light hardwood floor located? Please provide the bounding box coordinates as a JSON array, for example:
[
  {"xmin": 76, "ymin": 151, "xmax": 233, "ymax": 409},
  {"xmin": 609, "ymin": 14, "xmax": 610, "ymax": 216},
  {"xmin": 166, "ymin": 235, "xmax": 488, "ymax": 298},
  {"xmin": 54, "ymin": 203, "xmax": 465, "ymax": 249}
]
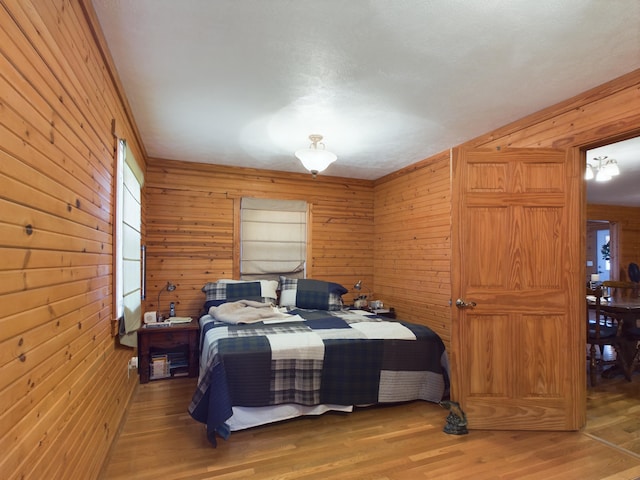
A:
[{"xmin": 99, "ymin": 373, "xmax": 640, "ymax": 480}]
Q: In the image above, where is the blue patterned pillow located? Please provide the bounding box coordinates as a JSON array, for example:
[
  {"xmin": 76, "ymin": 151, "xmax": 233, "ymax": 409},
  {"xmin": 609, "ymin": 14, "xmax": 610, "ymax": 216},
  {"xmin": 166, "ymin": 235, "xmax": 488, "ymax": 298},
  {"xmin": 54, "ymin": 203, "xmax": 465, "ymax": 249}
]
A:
[
  {"xmin": 278, "ymin": 276, "xmax": 347, "ymax": 310},
  {"xmin": 202, "ymin": 280, "xmax": 278, "ymax": 310}
]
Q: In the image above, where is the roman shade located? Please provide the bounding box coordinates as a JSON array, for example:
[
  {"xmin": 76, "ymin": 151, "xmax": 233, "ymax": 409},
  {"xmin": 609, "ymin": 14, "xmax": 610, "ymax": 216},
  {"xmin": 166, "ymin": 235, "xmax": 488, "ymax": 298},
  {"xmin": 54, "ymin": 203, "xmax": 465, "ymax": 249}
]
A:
[
  {"xmin": 117, "ymin": 140, "xmax": 143, "ymax": 347},
  {"xmin": 240, "ymin": 197, "xmax": 307, "ymax": 280}
]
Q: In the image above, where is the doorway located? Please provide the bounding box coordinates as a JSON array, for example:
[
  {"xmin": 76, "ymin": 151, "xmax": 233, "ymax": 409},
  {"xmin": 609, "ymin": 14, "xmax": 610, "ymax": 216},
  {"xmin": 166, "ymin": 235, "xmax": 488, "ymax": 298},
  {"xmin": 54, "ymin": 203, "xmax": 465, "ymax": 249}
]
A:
[
  {"xmin": 585, "ymin": 135, "xmax": 640, "ymax": 283},
  {"xmin": 583, "ymin": 134, "xmax": 640, "ymax": 435},
  {"xmin": 586, "ymin": 220, "xmax": 611, "ymax": 284},
  {"xmin": 596, "ymin": 228, "xmax": 610, "ymax": 281}
]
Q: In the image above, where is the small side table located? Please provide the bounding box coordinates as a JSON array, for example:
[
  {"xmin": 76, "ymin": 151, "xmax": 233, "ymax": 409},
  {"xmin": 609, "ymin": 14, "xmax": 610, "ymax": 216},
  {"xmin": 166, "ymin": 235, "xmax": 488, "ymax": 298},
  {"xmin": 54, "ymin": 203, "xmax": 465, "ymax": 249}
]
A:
[
  {"xmin": 348, "ymin": 306, "xmax": 397, "ymax": 319},
  {"xmin": 370, "ymin": 307, "xmax": 396, "ymax": 319},
  {"xmin": 137, "ymin": 321, "xmax": 199, "ymax": 384}
]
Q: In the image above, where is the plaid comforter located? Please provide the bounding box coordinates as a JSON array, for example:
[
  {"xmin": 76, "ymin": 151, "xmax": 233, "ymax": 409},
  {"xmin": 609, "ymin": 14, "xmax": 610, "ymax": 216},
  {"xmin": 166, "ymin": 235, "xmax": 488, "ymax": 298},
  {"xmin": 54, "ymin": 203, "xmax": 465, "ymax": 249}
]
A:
[{"xmin": 189, "ymin": 309, "xmax": 449, "ymax": 446}]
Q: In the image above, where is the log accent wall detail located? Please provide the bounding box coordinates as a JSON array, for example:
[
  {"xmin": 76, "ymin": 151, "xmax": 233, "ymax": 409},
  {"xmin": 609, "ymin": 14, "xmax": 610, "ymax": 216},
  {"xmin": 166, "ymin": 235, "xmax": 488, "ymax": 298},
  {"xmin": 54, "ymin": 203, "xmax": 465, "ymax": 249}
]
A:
[
  {"xmin": 144, "ymin": 159, "xmax": 374, "ymax": 318},
  {"xmin": 0, "ymin": 1, "xmax": 143, "ymax": 478}
]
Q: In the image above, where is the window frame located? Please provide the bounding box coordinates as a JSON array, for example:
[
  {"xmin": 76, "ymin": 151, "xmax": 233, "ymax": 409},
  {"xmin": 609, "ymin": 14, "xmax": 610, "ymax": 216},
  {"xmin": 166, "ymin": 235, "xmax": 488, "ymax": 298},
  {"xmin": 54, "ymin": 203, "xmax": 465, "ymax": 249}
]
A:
[
  {"xmin": 113, "ymin": 139, "xmax": 144, "ymax": 338},
  {"xmin": 236, "ymin": 197, "xmax": 312, "ymax": 281}
]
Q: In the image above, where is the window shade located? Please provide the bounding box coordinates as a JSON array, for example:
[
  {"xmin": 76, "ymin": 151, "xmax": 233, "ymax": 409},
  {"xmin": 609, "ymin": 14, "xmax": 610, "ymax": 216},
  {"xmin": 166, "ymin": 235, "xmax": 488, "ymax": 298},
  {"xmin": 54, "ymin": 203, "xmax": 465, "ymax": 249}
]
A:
[
  {"xmin": 117, "ymin": 141, "xmax": 143, "ymax": 346},
  {"xmin": 240, "ymin": 198, "xmax": 307, "ymax": 280}
]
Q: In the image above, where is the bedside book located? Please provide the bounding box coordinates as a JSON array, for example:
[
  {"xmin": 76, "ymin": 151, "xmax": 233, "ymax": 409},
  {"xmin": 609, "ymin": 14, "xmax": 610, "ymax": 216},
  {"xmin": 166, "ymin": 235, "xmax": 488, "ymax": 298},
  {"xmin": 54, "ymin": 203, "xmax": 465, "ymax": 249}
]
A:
[
  {"xmin": 144, "ymin": 317, "xmax": 193, "ymax": 328},
  {"xmin": 168, "ymin": 316, "xmax": 193, "ymax": 324}
]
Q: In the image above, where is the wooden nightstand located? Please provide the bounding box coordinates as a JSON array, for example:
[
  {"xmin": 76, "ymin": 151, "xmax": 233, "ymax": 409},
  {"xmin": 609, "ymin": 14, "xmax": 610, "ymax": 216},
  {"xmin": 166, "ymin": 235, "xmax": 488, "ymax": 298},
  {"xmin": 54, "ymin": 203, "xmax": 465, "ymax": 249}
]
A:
[
  {"xmin": 370, "ymin": 308, "xmax": 396, "ymax": 319},
  {"xmin": 137, "ymin": 321, "xmax": 200, "ymax": 384},
  {"xmin": 348, "ymin": 306, "xmax": 397, "ymax": 319}
]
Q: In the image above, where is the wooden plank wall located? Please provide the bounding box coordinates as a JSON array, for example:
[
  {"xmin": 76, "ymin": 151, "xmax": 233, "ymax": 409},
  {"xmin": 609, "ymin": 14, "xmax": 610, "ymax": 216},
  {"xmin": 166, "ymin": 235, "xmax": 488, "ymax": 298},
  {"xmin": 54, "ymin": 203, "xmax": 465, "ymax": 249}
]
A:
[
  {"xmin": 144, "ymin": 159, "xmax": 374, "ymax": 318},
  {"xmin": 2, "ymin": 2, "xmax": 639, "ymax": 478},
  {"xmin": 373, "ymin": 69, "xmax": 640, "ymax": 351},
  {"xmin": 146, "ymin": 71, "xmax": 640, "ymax": 352},
  {"xmin": 372, "ymin": 152, "xmax": 453, "ymax": 346},
  {"xmin": 0, "ymin": 1, "xmax": 143, "ymax": 478},
  {"xmin": 587, "ymin": 204, "xmax": 640, "ymax": 280}
]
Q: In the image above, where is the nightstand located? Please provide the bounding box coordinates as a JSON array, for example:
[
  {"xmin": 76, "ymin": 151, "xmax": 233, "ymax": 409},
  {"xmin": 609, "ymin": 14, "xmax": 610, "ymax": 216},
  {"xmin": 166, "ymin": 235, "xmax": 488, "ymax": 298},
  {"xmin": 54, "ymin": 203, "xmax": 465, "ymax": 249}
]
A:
[
  {"xmin": 370, "ymin": 307, "xmax": 396, "ymax": 319},
  {"xmin": 137, "ymin": 321, "xmax": 199, "ymax": 384},
  {"xmin": 348, "ymin": 306, "xmax": 396, "ymax": 319}
]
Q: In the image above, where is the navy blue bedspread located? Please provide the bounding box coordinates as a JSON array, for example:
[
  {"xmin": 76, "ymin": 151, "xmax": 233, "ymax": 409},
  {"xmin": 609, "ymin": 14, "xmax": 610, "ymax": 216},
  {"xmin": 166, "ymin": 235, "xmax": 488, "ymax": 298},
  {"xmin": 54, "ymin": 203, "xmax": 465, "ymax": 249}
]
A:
[{"xmin": 189, "ymin": 309, "xmax": 449, "ymax": 446}]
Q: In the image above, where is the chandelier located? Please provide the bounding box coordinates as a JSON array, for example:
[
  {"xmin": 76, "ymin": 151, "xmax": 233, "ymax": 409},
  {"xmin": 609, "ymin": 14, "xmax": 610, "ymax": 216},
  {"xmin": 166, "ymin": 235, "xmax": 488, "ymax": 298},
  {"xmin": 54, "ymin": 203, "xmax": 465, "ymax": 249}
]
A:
[
  {"xmin": 585, "ymin": 156, "xmax": 620, "ymax": 182},
  {"xmin": 295, "ymin": 134, "xmax": 337, "ymax": 178}
]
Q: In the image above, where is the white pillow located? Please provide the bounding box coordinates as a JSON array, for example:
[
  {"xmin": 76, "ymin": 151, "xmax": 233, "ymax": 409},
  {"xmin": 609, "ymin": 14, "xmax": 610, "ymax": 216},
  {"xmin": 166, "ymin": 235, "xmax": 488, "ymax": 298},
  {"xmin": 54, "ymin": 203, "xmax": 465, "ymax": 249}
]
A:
[{"xmin": 215, "ymin": 279, "xmax": 278, "ymax": 300}]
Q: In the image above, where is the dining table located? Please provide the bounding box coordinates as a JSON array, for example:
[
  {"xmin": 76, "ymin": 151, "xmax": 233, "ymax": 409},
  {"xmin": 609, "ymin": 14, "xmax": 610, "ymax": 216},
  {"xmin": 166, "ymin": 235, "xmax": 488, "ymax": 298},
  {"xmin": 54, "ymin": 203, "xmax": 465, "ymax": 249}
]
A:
[{"xmin": 598, "ymin": 297, "xmax": 640, "ymax": 379}]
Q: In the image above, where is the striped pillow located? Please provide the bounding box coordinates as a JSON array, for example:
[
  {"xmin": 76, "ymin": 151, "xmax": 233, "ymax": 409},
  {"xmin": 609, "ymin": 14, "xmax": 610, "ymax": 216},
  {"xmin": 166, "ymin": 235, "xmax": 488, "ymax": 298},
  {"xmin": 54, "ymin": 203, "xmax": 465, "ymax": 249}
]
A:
[
  {"xmin": 202, "ymin": 280, "xmax": 278, "ymax": 310},
  {"xmin": 278, "ymin": 277, "xmax": 347, "ymax": 311}
]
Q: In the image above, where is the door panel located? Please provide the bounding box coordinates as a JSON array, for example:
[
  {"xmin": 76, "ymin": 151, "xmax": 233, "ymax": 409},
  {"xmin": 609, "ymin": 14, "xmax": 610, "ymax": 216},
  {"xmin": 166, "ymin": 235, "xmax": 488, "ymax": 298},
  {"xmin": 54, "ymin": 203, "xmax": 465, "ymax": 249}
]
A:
[
  {"xmin": 451, "ymin": 147, "xmax": 583, "ymax": 431},
  {"xmin": 465, "ymin": 314, "xmax": 511, "ymax": 396}
]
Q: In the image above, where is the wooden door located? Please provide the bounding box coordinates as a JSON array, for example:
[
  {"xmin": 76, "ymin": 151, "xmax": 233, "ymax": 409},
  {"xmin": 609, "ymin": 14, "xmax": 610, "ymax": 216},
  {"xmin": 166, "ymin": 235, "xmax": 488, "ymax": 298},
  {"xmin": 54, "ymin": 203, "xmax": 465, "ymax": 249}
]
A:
[{"xmin": 451, "ymin": 147, "xmax": 584, "ymax": 430}]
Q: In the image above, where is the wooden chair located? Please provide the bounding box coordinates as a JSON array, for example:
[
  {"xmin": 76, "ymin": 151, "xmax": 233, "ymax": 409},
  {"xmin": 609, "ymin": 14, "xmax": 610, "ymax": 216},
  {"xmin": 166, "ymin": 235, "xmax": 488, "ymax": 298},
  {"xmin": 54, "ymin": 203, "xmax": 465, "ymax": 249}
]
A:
[
  {"xmin": 596, "ymin": 307, "xmax": 640, "ymax": 382},
  {"xmin": 600, "ymin": 280, "xmax": 637, "ymax": 324},
  {"xmin": 623, "ymin": 325, "xmax": 640, "ymax": 380},
  {"xmin": 600, "ymin": 281, "xmax": 640, "ymax": 381},
  {"xmin": 602, "ymin": 280, "xmax": 639, "ymax": 300},
  {"xmin": 586, "ymin": 287, "xmax": 622, "ymax": 386},
  {"xmin": 629, "ymin": 337, "xmax": 640, "ymax": 378}
]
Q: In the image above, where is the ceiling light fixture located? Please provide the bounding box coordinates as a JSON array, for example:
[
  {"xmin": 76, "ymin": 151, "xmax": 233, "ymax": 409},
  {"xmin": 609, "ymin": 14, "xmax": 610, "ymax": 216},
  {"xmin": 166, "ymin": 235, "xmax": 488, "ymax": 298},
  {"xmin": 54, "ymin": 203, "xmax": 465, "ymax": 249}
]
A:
[
  {"xmin": 585, "ymin": 155, "xmax": 620, "ymax": 182},
  {"xmin": 295, "ymin": 134, "xmax": 337, "ymax": 178}
]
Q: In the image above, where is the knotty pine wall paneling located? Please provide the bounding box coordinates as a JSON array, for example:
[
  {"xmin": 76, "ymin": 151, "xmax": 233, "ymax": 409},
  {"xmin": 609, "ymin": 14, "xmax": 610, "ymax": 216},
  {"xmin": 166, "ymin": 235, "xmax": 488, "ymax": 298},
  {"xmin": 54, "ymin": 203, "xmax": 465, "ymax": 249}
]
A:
[
  {"xmin": 1, "ymin": 1, "xmax": 144, "ymax": 478},
  {"xmin": 144, "ymin": 159, "xmax": 375, "ymax": 318},
  {"xmin": 372, "ymin": 152, "xmax": 452, "ymax": 346},
  {"xmin": 373, "ymin": 69, "xmax": 640, "ymax": 353},
  {"xmin": 4, "ymin": 4, "xmax": 637, "ymax": 477}
]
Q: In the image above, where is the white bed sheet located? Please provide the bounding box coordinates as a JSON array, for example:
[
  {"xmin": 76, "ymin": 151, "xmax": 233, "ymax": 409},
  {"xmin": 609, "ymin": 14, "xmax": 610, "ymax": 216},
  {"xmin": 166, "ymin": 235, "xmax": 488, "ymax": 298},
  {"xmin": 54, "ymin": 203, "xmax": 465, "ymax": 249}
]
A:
[{"xmin": 227, "ymin": 404, "xmax": 354, "ymax": 431}]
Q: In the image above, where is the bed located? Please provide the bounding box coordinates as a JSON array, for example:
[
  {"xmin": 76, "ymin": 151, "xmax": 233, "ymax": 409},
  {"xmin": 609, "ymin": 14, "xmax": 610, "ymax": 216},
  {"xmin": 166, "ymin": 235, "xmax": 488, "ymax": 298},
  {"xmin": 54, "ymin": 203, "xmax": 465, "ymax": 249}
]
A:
[{"xmin": 188, "ymin": 277, "xmax": 449, "ymax": 446}]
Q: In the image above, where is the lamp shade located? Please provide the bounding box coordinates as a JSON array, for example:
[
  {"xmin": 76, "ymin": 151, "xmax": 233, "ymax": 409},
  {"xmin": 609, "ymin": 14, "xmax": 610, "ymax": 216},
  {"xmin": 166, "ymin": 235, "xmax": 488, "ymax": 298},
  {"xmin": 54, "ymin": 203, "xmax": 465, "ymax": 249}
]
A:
[
  {"xmin": 596, "ymin": 168, "xmax": 611, "ymax": 182},
  {"xmin": 586, "ymin": 156, "xmax": 620, "ymax": 182},
  {"xmin": 604, "ymin": 160, "xmax": 620, "ymax": 176},
  {"xmin": 585, "ymin": 164, "xmax": 594, "ymax": 180},
  {"xmin": 295, "ymin": 148, "xmax": 337, "ymax": 174},
  {"xmin": 295, "ymin": 134, "xmax": 337, "ymax": 177}
]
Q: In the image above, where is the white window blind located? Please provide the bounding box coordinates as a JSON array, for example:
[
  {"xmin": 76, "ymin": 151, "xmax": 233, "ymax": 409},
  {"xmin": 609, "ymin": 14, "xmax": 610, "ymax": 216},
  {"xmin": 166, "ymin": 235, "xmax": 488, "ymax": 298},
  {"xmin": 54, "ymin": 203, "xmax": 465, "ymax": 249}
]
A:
[
  {"xmin": 240, "ymin": 198, "xmax": 307, "ymax": 280},
  {"xmin": 116, "ymin": 140, "xmax": 144, "ymax": 346}
]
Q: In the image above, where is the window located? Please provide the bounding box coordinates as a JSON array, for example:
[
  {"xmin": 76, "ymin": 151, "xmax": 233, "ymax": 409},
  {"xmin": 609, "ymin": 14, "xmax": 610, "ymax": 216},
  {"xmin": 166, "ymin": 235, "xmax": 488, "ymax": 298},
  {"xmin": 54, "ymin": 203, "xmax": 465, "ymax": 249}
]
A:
[
  {"xmin": 240, "ymin": 198, "xmax": 308, "ymax": 280},
  {"xmin": 115, "ymin": 140, "xmax": 144, "ymax": 346},
  {"xmin": 597, "ymin": 229, "xmax": 610, "ymax": 282}
]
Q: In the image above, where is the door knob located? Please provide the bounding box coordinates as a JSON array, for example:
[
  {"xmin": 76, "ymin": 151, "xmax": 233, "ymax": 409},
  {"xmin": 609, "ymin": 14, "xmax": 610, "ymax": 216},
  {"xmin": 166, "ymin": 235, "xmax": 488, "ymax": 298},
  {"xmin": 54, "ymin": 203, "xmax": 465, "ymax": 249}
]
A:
[{"xmin": 455, "ymin": 298, "xmax": 477, "ymax": 308}]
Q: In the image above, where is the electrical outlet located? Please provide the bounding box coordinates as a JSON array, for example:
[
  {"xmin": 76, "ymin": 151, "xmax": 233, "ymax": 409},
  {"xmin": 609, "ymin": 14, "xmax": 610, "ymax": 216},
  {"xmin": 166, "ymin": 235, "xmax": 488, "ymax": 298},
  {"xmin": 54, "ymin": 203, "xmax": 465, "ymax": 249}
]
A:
[{"xmin": 127, "ymin": 356, "xmax": 138, "ymax": 379}]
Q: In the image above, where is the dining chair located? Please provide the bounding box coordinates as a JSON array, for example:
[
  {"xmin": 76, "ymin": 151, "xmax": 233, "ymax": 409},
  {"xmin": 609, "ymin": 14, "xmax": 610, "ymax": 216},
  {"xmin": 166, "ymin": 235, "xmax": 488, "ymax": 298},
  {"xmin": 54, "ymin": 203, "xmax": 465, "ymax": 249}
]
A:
[
  {"xmin": 624, "ymin": 326, "xmax": 640, "ymax": 379},
  {"xmin": 597, "ymin": 308, "xmax": 640, "ymax": 382},
  {"xmin": 600, "ymin": 280, "xmax": 638, "ymax": 324},
  {"xmin": 586, "ymin": 287, "xmax": 622, "ymax": 386},
  {"xmin": 600, "ymin": 281, "xmax": 640, "ymax": 381},
  {"xmin": 628, "ymin": 262, "xmax": 640, "ymax": 283},
  {"xmin": 602, "ymin": 280, "xmax": 638, "ymax": 300}
]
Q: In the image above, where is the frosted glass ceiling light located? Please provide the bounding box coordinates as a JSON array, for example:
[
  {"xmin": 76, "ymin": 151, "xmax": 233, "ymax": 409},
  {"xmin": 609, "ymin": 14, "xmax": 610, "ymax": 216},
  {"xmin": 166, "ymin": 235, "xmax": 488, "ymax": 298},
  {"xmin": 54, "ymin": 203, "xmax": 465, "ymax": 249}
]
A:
[
  {"xmin": 585, "ymin": 164, "xmax": 594, "ymax": 180},
  {"xmin": 585, "ymin": 156, "xmax": 620, "ymax": 182},
  {"xmin": 295, "ymin": 134, "xmax": 337, "ymax": 178},
  {"xmin": 596, "ymin": 167, "xmax": 611, "ymax": 182},
  {"xmin": 604, "ymin": 158, "xmax": 620, "ymax": 176}
]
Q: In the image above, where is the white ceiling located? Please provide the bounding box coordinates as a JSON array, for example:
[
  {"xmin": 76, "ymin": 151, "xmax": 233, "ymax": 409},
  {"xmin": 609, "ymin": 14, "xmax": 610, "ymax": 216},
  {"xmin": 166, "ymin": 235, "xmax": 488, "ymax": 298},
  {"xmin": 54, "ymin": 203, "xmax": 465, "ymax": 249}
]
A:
[
  {"xmin": 586, "ymin": 136, "xmax": 640, "ymax": 207},
  {"xmin": 91, "ymin": 1, "xmax": 640, "ymax": 201}
]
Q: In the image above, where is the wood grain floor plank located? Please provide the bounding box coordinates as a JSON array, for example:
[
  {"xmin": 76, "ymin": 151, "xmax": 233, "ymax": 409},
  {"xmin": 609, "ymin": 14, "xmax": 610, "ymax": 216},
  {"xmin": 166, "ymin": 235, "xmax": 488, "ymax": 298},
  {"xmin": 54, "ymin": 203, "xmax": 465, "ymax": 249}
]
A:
[{"xmin": 100, "ymin": 375, "xmax": 640, "ymax": 479}]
